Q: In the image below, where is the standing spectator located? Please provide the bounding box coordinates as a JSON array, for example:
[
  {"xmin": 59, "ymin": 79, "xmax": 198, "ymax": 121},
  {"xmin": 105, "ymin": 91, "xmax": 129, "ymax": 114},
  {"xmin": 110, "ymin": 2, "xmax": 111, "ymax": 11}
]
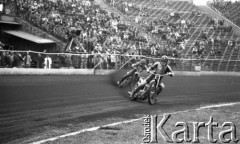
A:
[
  {"xmin": 24, "ymin": 52, "xmax": 32, "ymax": 68},
  {"xmin": 0, "ymin": 52, "xmax": 2, "ymax": 67},
  {"xmin": 52, "ymin": 55, "xmax": 61, "ymax": 68},
  {"xmin": 93, "ymin": 50, "xmax": 101, "ymax": 69},
  {"xmin": 104, "ymin": 49, "xmax": 111, "ymax": 69},
  {"xmin": 65, "ymin": 54, "xmax": 72, "ymax": 68},
  {"xmin": 44, "ymin": 55, "xmax": 52, "ymax": 69},
  {"xmin": 110, "ymin": 48, "xmax": 120, "ymax": 69},
  {"xmin": 59, "ymin": 53, "xmax": 66, "ymax": 68},
  {"xmin": 37, "ymin": 53, "xmax": 44, "ymax": 68},
  {"xmin": 6, "ymin": 52, "xmax": 14, "ymax": 68},
  {"xmin": 72, "ymin": 54, "xmax": 81, "ymax": 69},
  {"xmin": 9, "ymin": 52, "xmax": 15, "ymax": 67},
  {"xmin": 1, "ymin": 51, "xmax": 6, "ymax": 67},
  {"xmin": 151, "ymin": 45, "xmax": 156, "ymax": 56},
  {"xmin": 0, "ymin": 2, "xmax": 3, "ymax": 14},
  {"xmin": 87, "ymin": 51, "xmax": 94, "ymax": 68},
  {"xmin": 81, "ymin": 54, "xmax": 87, "ymax": 68},
  {"xmin": 13, "ymin": 53, "xmax": 23, "ymax": 68},
  {"xmin": 0, "ymin": 41, "xmax": 4, "ymax": 49}
]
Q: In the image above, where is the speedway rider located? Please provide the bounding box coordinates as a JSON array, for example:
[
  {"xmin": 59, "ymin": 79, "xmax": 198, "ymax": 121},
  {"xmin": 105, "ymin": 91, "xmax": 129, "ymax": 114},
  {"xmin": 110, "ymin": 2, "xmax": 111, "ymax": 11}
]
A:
[
  {"xmin": 130, "ymin": 55, "xmax": 174, "ymax": 98},
  {"xmin": 118, "ymin": 59, "xmax": 148, "ymax": 86}
]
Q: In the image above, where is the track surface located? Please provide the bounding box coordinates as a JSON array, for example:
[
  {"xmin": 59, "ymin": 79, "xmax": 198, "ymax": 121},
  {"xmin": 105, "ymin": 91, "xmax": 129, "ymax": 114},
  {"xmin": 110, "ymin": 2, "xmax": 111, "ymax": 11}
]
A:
[{"xmin": 1, "ymin": 74, "xmax": 240, "ymax": 143}]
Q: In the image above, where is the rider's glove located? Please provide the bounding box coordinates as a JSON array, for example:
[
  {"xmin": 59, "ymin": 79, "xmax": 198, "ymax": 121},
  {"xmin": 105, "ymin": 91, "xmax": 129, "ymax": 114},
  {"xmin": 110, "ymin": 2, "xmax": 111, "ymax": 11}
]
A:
[
  {"xmin": 146, "ymin": 68, "xmax": 150, "ymax": 73},
  {"xmin": 168, "ymin": 73, "xmax": 173, "ymax": 77}
]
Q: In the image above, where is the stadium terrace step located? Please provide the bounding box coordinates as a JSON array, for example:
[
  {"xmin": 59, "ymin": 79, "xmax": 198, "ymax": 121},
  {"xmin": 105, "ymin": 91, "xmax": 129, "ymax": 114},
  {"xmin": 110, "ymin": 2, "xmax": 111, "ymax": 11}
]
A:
[
  {"xmin": 3, "ymin": 1, "xmax": 66, "ymax": 51},
  {"xmin": 95, "ymin": 0, "xmax": 132, "ymax": 25},
  {"xmin": 16, "ymin": 18, "xmax": 66, "ymax": 51},
  {"xmin": 200, "ymin": 4, "xmax": 240, "ymax": 36}
]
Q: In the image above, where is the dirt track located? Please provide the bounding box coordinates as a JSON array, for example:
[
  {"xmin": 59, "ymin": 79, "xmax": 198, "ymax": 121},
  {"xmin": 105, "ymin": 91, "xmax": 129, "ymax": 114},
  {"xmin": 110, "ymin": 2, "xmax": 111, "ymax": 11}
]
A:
[{"xmin": 1, "ymin": 74, "xmax": 240, "ymax": 143}]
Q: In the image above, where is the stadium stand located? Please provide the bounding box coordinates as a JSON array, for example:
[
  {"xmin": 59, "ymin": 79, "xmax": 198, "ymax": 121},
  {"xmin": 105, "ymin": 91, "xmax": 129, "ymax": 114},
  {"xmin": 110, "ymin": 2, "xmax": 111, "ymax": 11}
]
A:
[
  {"xmin": 0, "ymin": 0, "xmax": 240, "ymax": 71},
  {"xmin": 212, "ymin": 0, "xmax": 240, "ymax": 27}
]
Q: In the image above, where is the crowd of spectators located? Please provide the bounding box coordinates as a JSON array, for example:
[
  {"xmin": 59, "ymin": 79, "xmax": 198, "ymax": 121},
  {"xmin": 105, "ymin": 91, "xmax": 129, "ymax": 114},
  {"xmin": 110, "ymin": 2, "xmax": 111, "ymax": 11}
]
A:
[
  {"xmin": 0, "ymin": 51, "xmax": 29, "ymax": 68},
  {"xmin": 0, "ymin": 51, "xmax": 81, "ymax": 69},
  {"xmin": 106, "ymin": 0, "xmax": 170, "ymax": 16},
  {"xmin": 105, "ymin": 0, "xmax": 207, "ymax": 58},
  {"xmin": 147, "ymin": 19, "xmax": 192, "ymax": 44},
  {"xmin": 212, "ymin": 0, "xmax": 240, "ymax": 27},
  {"xmin": 106, "ymin": 0, "xmax": 151, "ymax": 16},
  {"xmin": 191, "ymin": 32, "xmax": 240, "ymax": 58},
  {"xmin": 209, "ymin": 18, "xmax": 233, "ymax": 32},
  {"xmin": 2, "ymin": 0, "xmax": 182, "ymax": 69},
  {"xmin": 15, "ymin": 0, "xmax": 101, "ymax": 42}
]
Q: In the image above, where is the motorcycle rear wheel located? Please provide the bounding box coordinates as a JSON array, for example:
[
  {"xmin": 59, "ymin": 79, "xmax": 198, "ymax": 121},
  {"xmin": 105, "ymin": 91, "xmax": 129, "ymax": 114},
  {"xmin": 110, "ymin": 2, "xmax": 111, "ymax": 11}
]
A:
[{"xmin": 119, "ymin": 76, "xmax": 132, "ymax": 88}]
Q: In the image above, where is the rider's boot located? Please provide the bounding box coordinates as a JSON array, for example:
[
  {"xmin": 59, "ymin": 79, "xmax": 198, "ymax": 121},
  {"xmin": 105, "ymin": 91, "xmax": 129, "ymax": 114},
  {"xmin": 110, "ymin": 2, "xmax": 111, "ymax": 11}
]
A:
[
  {"xmin": 155, "ymin": 84, "xmax": 164, "ymax": 102},
  {"xmin": 117, "ymin": 81, "xmax": 120, "ymax": 86},
  {"xmin": 157, "ymin": 83, "xmax": 164, "ymax": 95},
  {"xmin": 131, "ymin": 84, "xmax": 145, "ymax": 98}
]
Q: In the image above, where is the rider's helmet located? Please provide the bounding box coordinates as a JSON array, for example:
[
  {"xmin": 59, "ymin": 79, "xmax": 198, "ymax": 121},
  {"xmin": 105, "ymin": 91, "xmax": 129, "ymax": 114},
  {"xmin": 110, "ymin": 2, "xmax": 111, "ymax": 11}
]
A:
[
  {"xmin": 140, "ymin": 59, "xmax": 147, "ymax": 65},
  {"xmin": 160, "ymin": 55, "xmax": 169, "ymax": 66}
]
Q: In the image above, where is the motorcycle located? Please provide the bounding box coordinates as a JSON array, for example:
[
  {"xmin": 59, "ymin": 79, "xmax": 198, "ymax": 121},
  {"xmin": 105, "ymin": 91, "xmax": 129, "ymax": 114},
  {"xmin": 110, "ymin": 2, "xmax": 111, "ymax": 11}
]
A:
[
  {"xmin": 118, "ymin": 68, "xmax": 140, "ymax": 89},
  {"xmin": 130, "ymin": 71, "xmax": 168, "ymax": 105}
]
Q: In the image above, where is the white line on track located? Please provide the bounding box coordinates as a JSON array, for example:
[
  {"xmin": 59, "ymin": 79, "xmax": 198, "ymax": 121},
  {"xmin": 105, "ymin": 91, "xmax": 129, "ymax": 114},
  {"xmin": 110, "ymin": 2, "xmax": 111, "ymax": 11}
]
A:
[
  {"xmin": 196, "ymin": 102, "xmax": 240, "ymax": 110},
  {"xmin": 30, "ymin": 102, "xmax": 240, "ymax": 144},
  {"xmin": 30, "ymin": 118, "xmax": 142, "ymax": 144}
]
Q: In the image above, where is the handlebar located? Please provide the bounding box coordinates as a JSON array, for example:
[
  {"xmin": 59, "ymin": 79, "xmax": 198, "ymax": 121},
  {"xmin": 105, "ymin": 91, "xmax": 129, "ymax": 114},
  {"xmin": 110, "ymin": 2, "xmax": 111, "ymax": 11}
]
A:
[{"xmin": 148, "ymin": 71, "xmax": 169, "ymax": 77}]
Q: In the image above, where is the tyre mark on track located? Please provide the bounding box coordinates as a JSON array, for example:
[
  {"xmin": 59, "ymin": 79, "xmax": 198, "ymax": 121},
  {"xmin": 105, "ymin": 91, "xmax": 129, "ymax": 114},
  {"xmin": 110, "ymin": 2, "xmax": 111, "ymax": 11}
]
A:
[
  {"xmin": 0, "ymin": 99, "xmax": 132, "ymax": 122},
  {"xmin": 3, "ymin": 91, "xmax": 238, "ymax": 132},
  {"xmin": 0, "ymin": 95, "xmax": 122, "ymax": 113},
  {"xmin": 0, "ymin": 104, "xmax": 138, "ymax": 133},
  {"xmin": 2, "ymin": 90, "xmax": 239, "ymax": 121},
  {"xmin": 0, "ymin": 92, "xmax": 117, "ymax": 106}
]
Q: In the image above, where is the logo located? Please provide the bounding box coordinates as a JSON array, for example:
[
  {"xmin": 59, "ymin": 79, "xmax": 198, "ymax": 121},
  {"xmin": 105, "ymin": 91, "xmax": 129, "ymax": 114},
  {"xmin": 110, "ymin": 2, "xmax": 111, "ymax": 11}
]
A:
[{"xmin": 143, "ymin": 114, "xmax": 239, "ymax": 143}]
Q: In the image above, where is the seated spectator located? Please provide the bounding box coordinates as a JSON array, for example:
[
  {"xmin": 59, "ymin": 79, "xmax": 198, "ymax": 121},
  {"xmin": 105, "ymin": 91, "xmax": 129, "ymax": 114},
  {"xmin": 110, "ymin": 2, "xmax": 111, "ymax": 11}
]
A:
[{"xmin": 236, "ymin": 41, "xmax": 240, "ymax": 49}]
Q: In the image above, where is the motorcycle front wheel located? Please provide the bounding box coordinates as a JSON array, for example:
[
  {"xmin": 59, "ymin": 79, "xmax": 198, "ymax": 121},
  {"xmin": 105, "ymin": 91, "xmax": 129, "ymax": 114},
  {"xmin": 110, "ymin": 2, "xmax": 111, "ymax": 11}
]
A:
[
  {"xmin": 148, "ymin": 83, "xmax": 157, "ymax": 105},
  {"xmin": 129, "ymin": 83, "xmax": 138, "ymax": 100}
]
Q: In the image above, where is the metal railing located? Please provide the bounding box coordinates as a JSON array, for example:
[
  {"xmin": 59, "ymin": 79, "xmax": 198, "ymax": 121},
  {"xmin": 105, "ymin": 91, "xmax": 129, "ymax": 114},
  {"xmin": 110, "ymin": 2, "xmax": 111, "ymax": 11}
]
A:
[{"xmin": 0, "ymin": 49, "xmax": 240, "ymax": 72}]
